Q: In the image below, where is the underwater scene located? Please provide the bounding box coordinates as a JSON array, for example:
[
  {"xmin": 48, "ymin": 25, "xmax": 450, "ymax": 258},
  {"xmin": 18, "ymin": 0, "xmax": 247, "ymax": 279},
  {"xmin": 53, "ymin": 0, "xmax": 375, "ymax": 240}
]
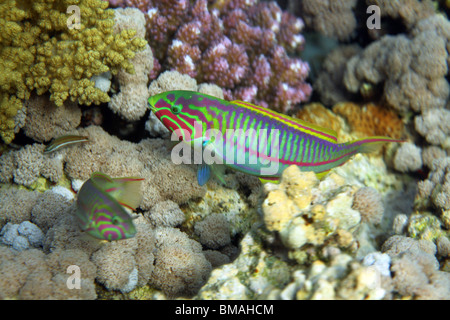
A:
[{"xmin": 0, "ymin": 0, "xmax": 449, "ymax": 301}]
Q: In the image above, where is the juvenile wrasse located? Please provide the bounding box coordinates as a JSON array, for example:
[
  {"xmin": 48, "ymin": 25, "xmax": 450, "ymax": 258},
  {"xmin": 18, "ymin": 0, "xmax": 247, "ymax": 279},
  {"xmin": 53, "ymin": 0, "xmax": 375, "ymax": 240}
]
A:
[
  {"xmin": 43, "ymin": 135, "xmax": 89, "ymax": 153},
  {"xmin": 76, "ymin": 172, "xmax": 144, "ymax": 241},
  {"xmin": 148, "ymin": 90, "xmax": 403, "ymax": 185}
]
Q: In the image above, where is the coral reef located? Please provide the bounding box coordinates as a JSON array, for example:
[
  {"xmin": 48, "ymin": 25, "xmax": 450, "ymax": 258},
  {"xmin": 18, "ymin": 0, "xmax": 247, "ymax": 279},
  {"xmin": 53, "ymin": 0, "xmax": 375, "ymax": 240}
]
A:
[
  {"xmin": 415, "ymin": 108, "xmax": 450, "ymax": 149},
  {"xmin": 344, "ymin": 15, "xmax": 449, "ymax": 116},
  {"xmin": 294, "ymin": 0, "xmax": 358, "ymax": 41},
  {"xmin": 382, "ymin": 235, "xmax": 450, "ymax": 299},
  {"xmin": 333, "ymin": 102, "xmax": 404, "ymax": 140},
  {"xmin": 352, "ymin": 187, "xmax": 384, "ymax": 225},
  {"xmin": 194, "ymin": 214, "xmax": 231, "ymax": 250},
  {"xmin": 91, "ymin": 222, "xmax": 156, "ymax": 292},
  {"xmin": 313, "ymin": 45, "xmax": 361, "ymax": 106},
  {"xmin": 22, "ymin": 94, "xmax": 82, "ymax": 142},
  {"xmin": 1, "ymin": 0, "xmax": 449, "ymax": 302},
  {"xmin": 0, "ymin": 188, "xmax": 40, "ymax": 228},
  {"xmin": 262, "ymin": 165, "xmax": 363, "ymax": 259},
  {"xmin": 110, "ymin": 0, "xmax": 311, "ymax": 112},
  {"xmin": 144, "ymin": 200, "xmax": 185, "ymax": 228},
  {"xmin": 150, "ymin": 227, "xmax": 211, "ymax": 297},
  {"xmin": 0, "ymin": 247, "xmax": 97, "ymax": 299},
  {"xmin": 366, "ymin": 0, "xmax": 436, "ymax": 30},
  {"xmin": 108, "ymin": 8, "xmax": 154, "ymax": 121},
  {"xmin": 0, "ymin": 221, "xmax": 44, "ymax": 252},
  {"xmin": 417, "ymin": 157, "xmax": 450, "ymax": 230},
  {"xmin": 0, "ymin": 0, "xmax": 147, "ymax": 143},
  {"xmin": 393, "ymin": 142, "xmax": 423, "ymax": 173}
]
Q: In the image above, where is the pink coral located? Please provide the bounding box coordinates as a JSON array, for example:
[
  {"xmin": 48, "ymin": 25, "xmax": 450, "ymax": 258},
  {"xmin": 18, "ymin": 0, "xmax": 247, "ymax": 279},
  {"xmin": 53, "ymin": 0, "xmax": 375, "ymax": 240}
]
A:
[{"xmin": 109, "ymin": 0, "xmax": 311, "ymax": 112}]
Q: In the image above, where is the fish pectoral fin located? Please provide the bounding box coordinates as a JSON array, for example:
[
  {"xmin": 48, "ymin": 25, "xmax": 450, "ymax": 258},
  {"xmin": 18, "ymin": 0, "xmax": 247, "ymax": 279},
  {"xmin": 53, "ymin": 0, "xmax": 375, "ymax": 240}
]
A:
[
  {"xmin": 211, "ymin": 164, "xmax": 226, "ymax": 185},
  {"xmin": 197, "ymin": 164, "xmax": 211, "ymax": 186}
]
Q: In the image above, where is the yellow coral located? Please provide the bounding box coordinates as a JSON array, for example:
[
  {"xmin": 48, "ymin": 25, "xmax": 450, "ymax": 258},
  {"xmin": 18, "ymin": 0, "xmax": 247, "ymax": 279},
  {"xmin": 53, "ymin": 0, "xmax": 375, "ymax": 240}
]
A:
[
  {"xmin": 0, "ymin": 93, "xmax": 23, "ymax": 144},
  {"xmin": 0, "ymin": 0, "xmax": 147, "ymax": 142}
]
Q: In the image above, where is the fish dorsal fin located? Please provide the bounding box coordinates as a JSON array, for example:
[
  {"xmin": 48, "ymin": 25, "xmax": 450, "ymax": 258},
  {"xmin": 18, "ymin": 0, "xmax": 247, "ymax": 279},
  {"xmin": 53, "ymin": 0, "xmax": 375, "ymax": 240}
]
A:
[
  {"xmin": 110, "ymin": 177, "xmax": 145, "ymax": 210},
  {"xmin": 290, "ymin": 117, "xmax": 338, "ymax": 142},
  {"xmin": 231, "ymin": 100, "xmax": 338, "ymax": 143},
  {"xmin": 90, "ymin": 172, "xmax": 144, "ymax": 211}
]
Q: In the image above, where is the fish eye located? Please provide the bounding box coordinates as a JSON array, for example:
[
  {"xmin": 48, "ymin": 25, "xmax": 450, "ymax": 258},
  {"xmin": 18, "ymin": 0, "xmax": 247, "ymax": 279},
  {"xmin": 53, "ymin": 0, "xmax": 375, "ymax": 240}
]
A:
[
  {"xmin": 171, "ymin": 104, "xmax": 182, "ymax": 114},
  {"xmin": 111, "ymin": 216, "xmax": 120, "ymax": 225}
]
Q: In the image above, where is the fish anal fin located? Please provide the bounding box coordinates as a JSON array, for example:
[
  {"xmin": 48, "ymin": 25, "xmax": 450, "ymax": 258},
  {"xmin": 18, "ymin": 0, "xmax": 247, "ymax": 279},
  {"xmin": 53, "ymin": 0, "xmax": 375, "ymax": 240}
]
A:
[{"xmin": 315, "ymin": 170, "xmax": 330, "ymax": 180}]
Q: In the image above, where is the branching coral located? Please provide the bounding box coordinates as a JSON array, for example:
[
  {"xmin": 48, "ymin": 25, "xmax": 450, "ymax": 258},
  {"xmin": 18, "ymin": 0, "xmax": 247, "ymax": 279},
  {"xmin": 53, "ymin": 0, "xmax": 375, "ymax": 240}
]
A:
[
  {"xmin": 110, "ymin": 0, "xmax": 311, "ymax": 113},
  {"xmin": 0, "ymin": 0, "xmax": 147, "ymax": 143}
]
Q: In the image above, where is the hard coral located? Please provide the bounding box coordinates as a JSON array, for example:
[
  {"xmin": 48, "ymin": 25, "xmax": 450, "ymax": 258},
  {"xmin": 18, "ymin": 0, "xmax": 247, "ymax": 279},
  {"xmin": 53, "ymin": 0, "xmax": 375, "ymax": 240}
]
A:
[
  {"xmin": 393, "ymin": 142, "xmax": 423, "ymax": 172},
  {"xmin": 262, "ymin": 165, "xmax": 361, "ymax": 259},
  {"xmin": 108, "ymin": 8, "xmax": 154, "ymax": 121},
  {"xmin": 343, "ymin": 16, "xmax": 450, "ymax": 115},
  {"xmin": 0, "ymin": 0, "xmax": 147, "ymax": 143},
  {"xmin": 382, "ymin": 235, "xmax": 450, "ymax": 299},
  {"xmin": 111, "ymin": 0, "xmax": 311, "ymax": 113},
  {"xmin": 333, "ymin": 102, "xmax": 404, "ymax": 140},
  {"xmin": 417, "ymin": 157, "xmax": 450, "ymax": 213},
  {"xmin": 352, "ymin": 187, "xmax": 384, "ymax": 225},
  {"xmin": 295, "ymin": 0, "xmax": 358, "ymax": 41}
]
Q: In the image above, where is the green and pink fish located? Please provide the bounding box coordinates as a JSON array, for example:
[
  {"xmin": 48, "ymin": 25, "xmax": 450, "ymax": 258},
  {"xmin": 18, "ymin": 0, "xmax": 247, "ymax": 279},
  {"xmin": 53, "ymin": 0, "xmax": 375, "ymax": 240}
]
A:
[
  {"xmin": 76, "ymin": 172, "xmax": 144, "ymax": 241},
  {"xmin": 148, "ymin": 90, "xmax": 403, "ymax": 185}
]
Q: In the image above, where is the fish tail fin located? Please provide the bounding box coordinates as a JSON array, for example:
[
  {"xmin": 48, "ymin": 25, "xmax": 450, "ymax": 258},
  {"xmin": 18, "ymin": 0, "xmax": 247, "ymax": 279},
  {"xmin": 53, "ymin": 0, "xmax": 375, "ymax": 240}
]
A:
[
  {"xmin": 347, "ymin": 136, "xmax": 404, "ymax": 154},
  {"xmin": 112, "ymin": 177, "xmax": 145, "ymax": 210}
]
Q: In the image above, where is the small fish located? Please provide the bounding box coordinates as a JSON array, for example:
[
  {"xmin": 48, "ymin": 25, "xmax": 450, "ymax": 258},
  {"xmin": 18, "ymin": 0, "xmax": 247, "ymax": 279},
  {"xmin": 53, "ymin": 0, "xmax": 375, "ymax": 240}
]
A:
[
  {"xmin": 148, "ymin": 90, "xmax": 403, "ymax": 185},
  {"xmin": 76, "ymin": 172, "xmax": 144, "ymax": 241},
  {"xmin": 43, "ymin": 135, "xmax": 89, "ymax": 153}
]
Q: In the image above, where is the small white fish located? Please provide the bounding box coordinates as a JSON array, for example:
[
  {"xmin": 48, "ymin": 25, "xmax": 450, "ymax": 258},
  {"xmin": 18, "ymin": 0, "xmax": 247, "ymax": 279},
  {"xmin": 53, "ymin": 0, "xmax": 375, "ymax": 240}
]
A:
[{"xmin": 44, "ymin": 135, "xmax": 89, "ymax": 153}]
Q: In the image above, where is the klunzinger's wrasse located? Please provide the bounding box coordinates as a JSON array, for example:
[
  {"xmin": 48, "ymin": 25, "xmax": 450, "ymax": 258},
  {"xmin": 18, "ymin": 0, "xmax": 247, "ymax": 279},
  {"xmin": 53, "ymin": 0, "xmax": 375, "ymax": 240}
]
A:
[
  {"xmin": 76, "ymin": 172, "xmax": 144, "ymax": 241},
  {"xmin": 43, "ymin": 135, "xmax": 89, "ymax": 153},
  {"xmin": 148, "ymin": 91, "xmax": 403, "ymax": 185}
]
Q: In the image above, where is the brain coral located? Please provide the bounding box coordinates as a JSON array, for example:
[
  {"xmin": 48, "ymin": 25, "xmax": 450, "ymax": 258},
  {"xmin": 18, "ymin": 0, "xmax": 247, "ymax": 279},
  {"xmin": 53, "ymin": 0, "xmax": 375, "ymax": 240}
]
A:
[{"xmin": 0, "ymin": 0, "xmax": 147, "ymax": 143}]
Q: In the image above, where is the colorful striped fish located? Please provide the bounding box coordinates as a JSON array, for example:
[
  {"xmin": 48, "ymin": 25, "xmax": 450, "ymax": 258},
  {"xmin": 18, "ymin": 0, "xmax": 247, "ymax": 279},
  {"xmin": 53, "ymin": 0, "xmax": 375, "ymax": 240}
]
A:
[
  {"xmin": 148, "ymin": 90, "xmax": 403, "ymax": 185},
  {"xmin": 76, "ymin": 172, "xmax": 144, "ymax": 241},
  {"xmin": 44, "ymin": 135, "xmax": 89, "ymax": 153}
]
